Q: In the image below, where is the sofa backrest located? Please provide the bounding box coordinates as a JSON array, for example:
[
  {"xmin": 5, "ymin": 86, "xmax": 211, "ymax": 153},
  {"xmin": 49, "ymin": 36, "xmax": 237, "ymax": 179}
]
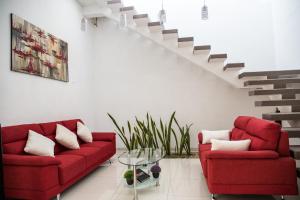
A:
[
  {"xmin": 1, "ymin": 119, "xmax": 83, "ymax": 155},
  {"xmin": 231, "ymin": 116, "xmax": 282, "ymax": 151},
  {"xmin": 2, "ymin": 124, "xmax": 43, "ymax": 154}
]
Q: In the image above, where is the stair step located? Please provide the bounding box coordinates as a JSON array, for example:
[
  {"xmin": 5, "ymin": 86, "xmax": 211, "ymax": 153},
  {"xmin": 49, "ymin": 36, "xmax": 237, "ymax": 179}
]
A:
[
  {"xmin": 283, "ymin": 127, "xmax": 300, "ymax": 138},
  {"xmin": 255, "ymin": 99, "xmax": 300, "ymax": 107},
  {"xmin": 178, "ymin": 37, "xmax": 194, "ymax": 48},
  {"xmin": 120, "ymin": 6, "xmax": 134, "ymax": 12},
  {"xmin": 244, "ymin": 78, "xmax": 300, "ymax": 87},
  {"xmin": 290, "ymin": 146, "xmax": 300, "ymax": 160},
  {"xmin": 249, "ymin": 88, "xmax": 300, "ymax": 96},
  {"xmin": 208, "ymin": 54, "xmax": 227, "ymax": 63},
  {"xmin": 239, "ymin": 69, "xmax": 300, "ymax": 79},
  {"xmin": 133, "ymin": 14, "xmax": 149, "ymax": 26},
  {"xmin": 262, "ymin": 112, "xmax": 300, "ymax": 121},
  {"xmin": 297, "ymin": 168, "xmax": 300, "ymax": 178},
  {"xmin": 133, "ymin": 14, "xmax": 148, "ymax": 19},
  {"xmin": 107, "ymin": 0, "xmax": 121, "ymax": 4},
  {"xmin": 223, "ymin": 63, "xmax": 245, "ymax": 71},
  {"xmin": 148, "ymin": 21, "xmax": 162, "ymax": 32},
  {"xmin": 193, "ymin": 45, "xmax": 211, "ymax": 54},
  {"xmin": 162, "ymin": 29, "xmax": 178, "ymax": 40}
]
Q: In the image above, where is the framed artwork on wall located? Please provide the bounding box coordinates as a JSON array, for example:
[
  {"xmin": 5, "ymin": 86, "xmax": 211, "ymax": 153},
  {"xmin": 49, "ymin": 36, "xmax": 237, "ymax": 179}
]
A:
[{"xmin": 11, "ymin": 14, "xmax": 69, "ymax": 82}]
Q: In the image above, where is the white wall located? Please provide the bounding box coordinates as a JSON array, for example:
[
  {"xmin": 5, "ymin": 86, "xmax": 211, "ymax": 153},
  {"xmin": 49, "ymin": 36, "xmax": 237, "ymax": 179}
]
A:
[
  {"xmin": 0, "ymin": 0, "xmax": 96, "ymax": 128},
  {"xmin": 124, "ymin": 0, "xmax": 277, "ymax": 71},
  {"xmin": 272, "ymin": 0, "xmax": 300, "ymax": 69},
  {"xmin": 92, "ymin": 19, "xmax": 267, "ymax": 148}
]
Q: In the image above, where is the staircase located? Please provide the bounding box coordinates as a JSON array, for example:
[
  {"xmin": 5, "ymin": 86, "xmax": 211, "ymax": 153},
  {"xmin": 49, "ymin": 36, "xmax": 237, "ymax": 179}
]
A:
[{"xmin": 81, "ymin": 0, "xmax": 300, "ymax": 178}]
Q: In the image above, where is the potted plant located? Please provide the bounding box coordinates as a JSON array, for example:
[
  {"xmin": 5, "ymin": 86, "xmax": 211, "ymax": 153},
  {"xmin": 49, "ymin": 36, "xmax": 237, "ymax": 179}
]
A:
[
  {"xmin": 150, "ymin": 164, "xmax": 161, "ymax": 178},
  {"xmin": 123, "ymin": 170, "xmax": 134, "ymax": 185}
]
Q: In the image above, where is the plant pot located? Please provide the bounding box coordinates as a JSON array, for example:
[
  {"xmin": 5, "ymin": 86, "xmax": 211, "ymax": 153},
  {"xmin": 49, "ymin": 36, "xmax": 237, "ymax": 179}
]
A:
[
  {"xmin": 152, "ymin": 172, "xmax": 160, "ymax": 179},
  {"xmin": 126, "ymin": 179, "xmax": 134, "ymax": 185}
]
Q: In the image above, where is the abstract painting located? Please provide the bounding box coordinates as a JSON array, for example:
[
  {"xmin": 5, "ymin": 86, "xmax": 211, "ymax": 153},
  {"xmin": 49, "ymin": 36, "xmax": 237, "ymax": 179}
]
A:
[{"xmin": 11, "ymin": 14, "xmax": 68, "ymax": 82}]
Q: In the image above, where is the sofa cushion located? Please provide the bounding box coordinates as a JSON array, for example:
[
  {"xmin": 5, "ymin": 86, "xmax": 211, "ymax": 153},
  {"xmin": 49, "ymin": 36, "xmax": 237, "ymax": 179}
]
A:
[
  {"xmin": 231, "ymin": 117, "xmax": 281, "ymax": 151},
  {"xmin": 233, "ymin": 116, "xmax": 252, "ymax": 130},
  {"xmin": 24, "ymin": 130, "xmax": 55, "ymax": 157},
  {"xmin": 77, "ymin": 122, "xmax": 93, "ymax": 143},
  {"xmin": 2, "ymin": 124, "xmax": 44, "ymax": 154},
  {"xmin": 59, "ymin": 147, "xmax": 102, "ymax": 167},
  {"xmin": 62, "ymin": 119, "xmax": 83, "ymax": 133},
  {"xmin": 211, "ymin": 139, "xmax": 251, "ymax": 151},
  {"xmin": 55, "ymin": 155, "xmax": 86, "ymax": 185},
  {"xmin": 39, "ymin": 121, "xmax": 67, "ymax": 154},
  {"xmin": 246, "ymin": 117, "xmax": 281, "ymax": 151},
  {"xmin": 55, "ymin": 124, "xmax": 80, "ymax": 150},
  {"xmin": 81, "ymin": 141, "xmax": 112, "ymax": 151}
]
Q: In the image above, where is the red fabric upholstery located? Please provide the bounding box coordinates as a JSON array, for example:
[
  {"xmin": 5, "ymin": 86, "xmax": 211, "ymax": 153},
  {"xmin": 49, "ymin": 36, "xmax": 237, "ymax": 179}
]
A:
[
  {"xmin": 59, "ymin": 147, "xmax": 102, "ymax": 167},
  {"xmin": 1, "ymin": 119, "xmax": 116, "ymax": 200},
  {"xmin": 3, "ymin": 154, "xmax": 61, "ymax": 166},
  {"xmin": 277, "ymin": 131, "xmax": 290, "ymax": 157},
  {"xmin": 2, "ymin": 124, "xmax": 43, "ymax": 154},
  {"xmin": 198, "ymin": 116, "xmax": 298, "ymax": 196},
  {"xmin": 231, "ymin": 116, "xmax": 281, "ymax": 151},
  {"xmin": 62, "ymin": 119, "xmax": 83, "ymax": 133},
  {"xmin": 206, "ymin": 150, "xmax": 279, "ymax": 159},
  {"xmin": 55, "ymin": 155, "xmax": 86, "ymax": 185}
]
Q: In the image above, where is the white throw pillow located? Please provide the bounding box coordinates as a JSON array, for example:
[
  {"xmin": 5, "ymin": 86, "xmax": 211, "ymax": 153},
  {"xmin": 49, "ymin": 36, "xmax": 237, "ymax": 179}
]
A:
[
  {"xmin": 211, "ymin": 139, "xmax": 251, "ymax": 151},
  {"xmin": 24, "ymin": 130, "xmax": 55, "ymax": 157},
  {"xmin": 77, "ymin": 122, "xmax": 93, "ymax": 143},
  {"xmin": 202, "ymin": 130, "xmax": 230, "ymax": 144},
  {"xmin": 55, "ymin": 124, "xmax": 80, "ymax": 149}
]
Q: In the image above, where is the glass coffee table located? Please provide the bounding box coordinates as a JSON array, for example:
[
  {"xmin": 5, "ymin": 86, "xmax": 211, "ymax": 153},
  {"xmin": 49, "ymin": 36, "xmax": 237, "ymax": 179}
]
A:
[{"xmin": 118, "ymin": 148, "xmax": 165, "ymax": 200}]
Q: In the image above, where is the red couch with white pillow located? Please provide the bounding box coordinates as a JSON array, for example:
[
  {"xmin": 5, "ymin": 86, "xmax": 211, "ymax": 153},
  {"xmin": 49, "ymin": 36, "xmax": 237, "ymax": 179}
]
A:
[
  {"xmin": 1, "ymin": 119, "xmax": 116, "ymax": 200},
  {"xmin": 198, "ymin": 116, "xmax": 298, "ymax": 198}
]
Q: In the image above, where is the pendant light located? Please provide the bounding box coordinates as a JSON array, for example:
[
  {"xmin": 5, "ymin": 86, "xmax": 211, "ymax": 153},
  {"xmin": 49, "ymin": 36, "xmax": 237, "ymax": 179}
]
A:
[
  {"xmin": 81, "ymin": 17, "xmax": 88, "ymax": 31},
  {"xmin": 119, "ymin": 13, "xmax": 127, "ymax": 29},
  {"xmin": 201, "ymin": 0, "xmax": 208, "ymax": 20},
  {"xmin": 158, "ymin": 0, "xmax": 167, "ymax": 24}
]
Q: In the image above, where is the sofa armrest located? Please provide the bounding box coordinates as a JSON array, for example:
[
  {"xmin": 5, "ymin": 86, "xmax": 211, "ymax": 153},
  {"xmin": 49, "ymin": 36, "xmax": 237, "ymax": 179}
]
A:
[
  {"xmin": 198, "ymin": 132, "xmax": 203, "ymax": 144},
  {"xmin": 206, "ymin": 150, "xmax": 279, "ymax": 159},
  {"xmin": 92, "ymin": 132, "xmax": 116, "ymax": 142},
  {"xmin": 3, "ymin": 154, "xmax": 61, "ymax": 166}
]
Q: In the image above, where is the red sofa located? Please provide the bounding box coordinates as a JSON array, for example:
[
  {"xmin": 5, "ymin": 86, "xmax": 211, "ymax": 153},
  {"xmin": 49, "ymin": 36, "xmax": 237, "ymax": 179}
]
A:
[
  {"xmin": 1, "ymin": 119, "xmax": 116, "ymax": 200},
  {"xmin": 198, "ymin": 116, "xmax": 298, "ymax": 199}
]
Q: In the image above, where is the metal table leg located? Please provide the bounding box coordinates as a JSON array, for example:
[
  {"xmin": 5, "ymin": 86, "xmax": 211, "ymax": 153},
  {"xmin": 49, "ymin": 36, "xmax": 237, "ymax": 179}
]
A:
[{"xmin": 133, "ymin": 165, "xmax": 138, "ymax": 200}]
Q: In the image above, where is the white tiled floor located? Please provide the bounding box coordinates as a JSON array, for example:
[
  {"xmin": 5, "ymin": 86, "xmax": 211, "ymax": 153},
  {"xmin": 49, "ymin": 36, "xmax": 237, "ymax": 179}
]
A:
[{"xmin": 60, "ymin": 153, "xmax": 300, "ymax": 200}]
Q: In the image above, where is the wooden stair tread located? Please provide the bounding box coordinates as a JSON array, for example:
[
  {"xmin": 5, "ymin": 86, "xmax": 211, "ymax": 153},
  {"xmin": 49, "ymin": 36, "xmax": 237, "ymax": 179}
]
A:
[
  {"xmin": 148, "ymin": 22, "xmax": 161, "ymax": 26},
  {"xmin": 193, "ymin": 45, "xmax": 211, "ymax": 51},
  {"xmin": 283, "ymin": 127, "xmax": 300, "ymax": 138},
  {"xmin": 290, "ymin": 146, "xmax": 300, "ymax": 160},
  {"xmin": 208, "ymin": 54, "xmax": 227, "ymax": 62},
  {"xmin": 239, "ymin": 69, "xmax": 300, "ymax": 79},
  {"xmin": 120, "ymin": 6, "xmax": 134, "ymax": 12},
  {"xmin": 262, "ymin": 112, "xmax": 300, "ymax": 120},
  {"xmin": 133, "ymin": 14, "xmax": 148, "ymax": 19},
  {"xmin": 255, "ymin": 99, "xmax": 300, "ymax": 107},
  {"xmin": 244, "ymin": 78, "xmax": 300, "ymax": 86},
  {"xmin": 162, "ymin": 29, "xmax": 178, "ymax": 34},
  {"xmin": 249, "ymin": 88, "xmax": 300, "ymax": 96},
  {"xmin": 107, "ymin": 0, "xmax": 121, "ymax": 4},
  {"xmin": 178, "ymin": 37, "xmax": 194, "ymax": 42},
  {"xmin": 223, "ymin": 63, "xmax": 245, "ymax": 71}
]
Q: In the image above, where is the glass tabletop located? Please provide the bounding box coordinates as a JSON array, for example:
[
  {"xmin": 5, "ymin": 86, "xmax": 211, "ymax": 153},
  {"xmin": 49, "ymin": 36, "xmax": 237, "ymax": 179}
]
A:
[{"xmin": 118, "ymin": 148, "xmax": 165, "ymax": 166}]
